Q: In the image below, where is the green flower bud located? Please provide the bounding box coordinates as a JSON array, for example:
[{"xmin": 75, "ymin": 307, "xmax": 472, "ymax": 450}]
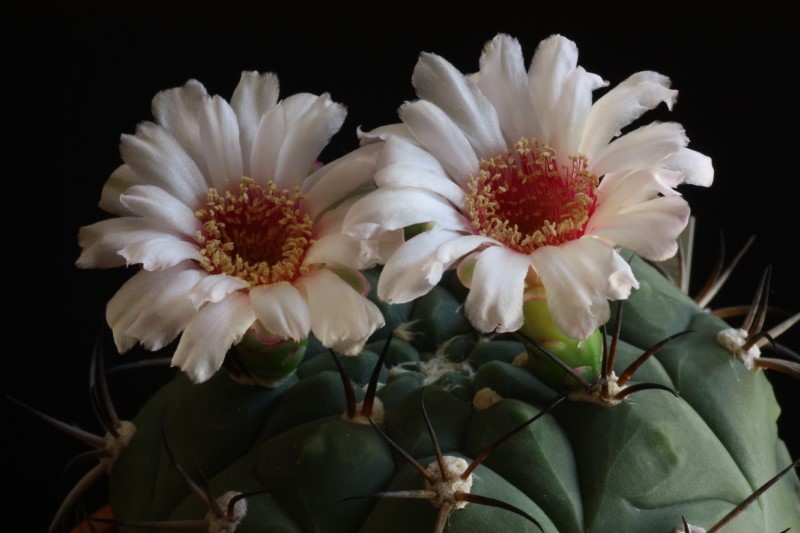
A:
[
  {"xmin": 516, "ymin": 291, "xmax": 602, "ymax": 391},
  {"xmin": 235, "ymin": 330, "xmax": 308, "ymax": 386}
]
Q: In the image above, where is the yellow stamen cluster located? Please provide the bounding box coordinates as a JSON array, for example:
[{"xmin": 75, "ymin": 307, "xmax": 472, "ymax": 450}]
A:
[
  {"xmin": 466, "ymin": 138, "xmax": 598, "ymax": 254},
  {"xmin": 195, "ymin": 177, "xmax": 314, "ymax": 286}
]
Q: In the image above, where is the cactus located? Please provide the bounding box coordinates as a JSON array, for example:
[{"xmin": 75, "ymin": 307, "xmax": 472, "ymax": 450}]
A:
[
  {"xmin": 96, "ymin": 253, "xmax": 800, "ymax": 533},
  {"xmin": 46, "ymin": 30, "xmax": 798, "ymax": 533}
]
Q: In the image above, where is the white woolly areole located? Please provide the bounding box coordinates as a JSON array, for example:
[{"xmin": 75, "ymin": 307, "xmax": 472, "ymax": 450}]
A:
[
  {"xmin": 512, "ymin": 352, "xmax": 528, "ymax": 367},
  {"xmin": 206, "ymin": 491, "xmax": 247, "ymax": 533},
  {"xmin": 673, "ymin": 523, "xmax": 706, "ymax": 533},
  {"xmin": 418, "ymin": 350, "xmax": 475, "ymax": 386},
  {"xmin": 567, "ymin": 371, "xmax": 625, "ymax": 407},
  {"xmin": 102, "ymin": 420, "xmax": 136, "ymax": 472},
  {"xmin": 473, "ymin": 387, "xmax": 503, "ymax": 410},
  {"xmin": 716, "ymin": 327, "xmax": 761, "ymax": 370},
  {"xmin": 394, "ymin": 319, "xmax": 424, "ymax": 342},
  {"xmin": 425, "ymin": 456, "xmax": 473, "ymax": 510}
]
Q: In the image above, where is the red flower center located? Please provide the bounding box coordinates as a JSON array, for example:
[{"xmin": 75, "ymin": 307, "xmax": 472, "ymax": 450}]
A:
[
  {"xmin": 195, "ymin": 178, "xmax": 314, "ymax": 285},
  {"xmin": 466, "ymin": 138, "xmax": 598, "ymax": 254}
]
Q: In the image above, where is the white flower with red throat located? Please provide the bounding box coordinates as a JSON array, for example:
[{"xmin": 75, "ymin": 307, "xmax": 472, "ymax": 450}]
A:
[
  {"xmin": 343, "ymin": 33, "xmax": 713, "ymax": 340},
  {"xmin": 78, "ymin": 72, "xmax": 384, "ymax": 383}
]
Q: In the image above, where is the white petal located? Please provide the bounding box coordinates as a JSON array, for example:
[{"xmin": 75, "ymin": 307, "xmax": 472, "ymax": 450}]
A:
[
  {"xmin": 594, "ymin": 167, "xmax": 676, "ymax": 218},
  {"xmin": 660, "ymin": 148, "xmax": 714, "ymax": 187},
  {"xmin": 151, "ymin": 79, "xmax": 210, "ymax": 177},
  {"xmin": 312, "ymin": 197, "xmax": 395, "ymax": 267},
  {"xmin": 311, "ymin": 194, "xmax": 357, "ymax": 238},
  {"xmin": 358, "ymin": 228, "xmax": 406, "ymax": 268},
  {"xmin": 303, "ymin": 233, "xmax": 366, "ymax": 268},
  {"xmin": 281, "ymin": 93, "xmax": 318, "ymax": 121},
  {"xmin": 464, "ymin": 246, "xmax": 531, "ymax": 333},
  {"xmin": 120, "ymin": 122, "xmax": 207, "ymax": 207},
  {"xmin": 413, "ymin": 52, "xmax": 505, "ymax": 157},
  {"xmin": 530, "ymin": 238, "xmax": 638, "ymax": 339},
  {"xmin": 301, "ymin": 143, "xmax": 381, "ymax": 220},
  {"xmin": 77, "ymin": 218, "xmax": 188, "ymax": 269},
  {"xmin": 374, "ymin": 136, "xmax": 466, "ymax": 208},
  {"xmin": 399, "ymin": 100, "xmax": 478, "ymax": 187},
  {"xmin": 198, "ymin": 95, "xmax": 244, "ymax": 190},
  {"xmin": 646, "ymin": 168, "xmax": 686, "ymax": 194},
  {"xmin": 119, "ymin": 237, "xmax": 202, "ymax": 270},
  {"xmin": 529, "ymin": 35, "xmax": 579, "ymax": 97},
  {"xmin": 119, "ymin": 185, "xmax": 201, "ymax": 237},
  {"xmin": 549, "ymin": 66, "xmax": 597, "ymax": 157},
  {"xmin": 107, "ymin": 263, "xmax": 203, "ymax": 353},
  {"xmin": 378, "ymin": 134, "xmax": 447, "ymax": 176},
  {"xmin": 329, "ymin": 165, "xmax": 445, "ymax": 259},
  {"xmin": 591, "ymin": 122, "xmax": 687, "ymax": 177},
  {"xmin": 377, "ymin": 228, "xmax": 463, "ymax": 303},
  {"xmin": 426, "ymin": 235, "xmax": 501, "ymax": 280},
  {"xmin": 376, "ymin": 164, "xmax": 467, "ymax": 211},
  {"xmin": 99, "ymin": 165, "xmax": 143, "ymax": 216},
  {"xmin": 272, "ymin": 93, "xmax": 347, "ymax": 189},
  {"xmin": 253, "ymin": 92, "xmax": 342, "ymax": 187},
  {"xmin": 477, "ymin": 34, "xmax": 535, "ymax": 144},
  {"xmin": 528, "ymin": 34, "xmax": 580, "ymax": 141},
  {"xmin": 357, "ymin": 123, "xmax": 416, "ymax": 145},
  {"xmin": 250, "ymin": 282, "xmax": 311, "ymax": 341},
  {"xmin": 231, "ymin": 71, "xmax": 280, "ymax": 176},
  {"xmin": 188, "ymin": 274, "xmax": 249, "ymax": 308},
  {"xmin": 343, "ymin": 187, "xmax": 472, "ymax": 239},
  {"xmin": 588, "ymin": 195, "xmax": 690, "ymax": 261},
  {"xmin": 580, "ymin": 71, "xmax": 677, "ymax": 160},
  {"xmin": 172, "ymin": 292, "xmax": 256, "ymax": 383},
  {"xmin": 249, "ymin": 104, "xmax": 287, "ymax": 183},
  {"xmin": 298, "ymin": 268, "xmax": 384, "ymax": 355}
]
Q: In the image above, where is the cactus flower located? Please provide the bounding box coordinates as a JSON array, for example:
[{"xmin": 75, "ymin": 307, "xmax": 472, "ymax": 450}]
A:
[
  {"xmin": 77, "ymin": 72, "xmax": 384, "ymax": 383},
  {"xmin": 344, "ymin": 33, "xmax": 713, "ymax": 340}
]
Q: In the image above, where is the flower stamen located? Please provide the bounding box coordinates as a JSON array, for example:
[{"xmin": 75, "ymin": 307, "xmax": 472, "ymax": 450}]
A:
[
  {"xmin": 466, "ymin": 138, "xmax": 598, "ymax": 254},
  {"xmin": 195, "ymin": 177, "xmax": 314, "ymax": 285}
]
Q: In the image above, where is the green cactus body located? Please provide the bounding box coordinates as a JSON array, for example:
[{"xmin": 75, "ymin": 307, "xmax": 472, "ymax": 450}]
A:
[{"xmin": 109, "ymin": 255, "xmax": 800, "ymax": 532}]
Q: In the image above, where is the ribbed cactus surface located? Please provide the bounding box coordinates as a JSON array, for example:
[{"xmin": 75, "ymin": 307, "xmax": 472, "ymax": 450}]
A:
[{"xmin": 109, "ymin": 254, "xmax": 800, "ymax": 532}]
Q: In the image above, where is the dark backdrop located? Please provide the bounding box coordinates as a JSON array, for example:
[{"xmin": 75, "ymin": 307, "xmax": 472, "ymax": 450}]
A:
[{"xmin": 7, "ymin": 10, "xmax": 799, "ymax": 531}]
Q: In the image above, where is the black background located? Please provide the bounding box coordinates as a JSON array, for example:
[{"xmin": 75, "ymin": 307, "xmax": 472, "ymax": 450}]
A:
[{"xmin": 8, "ymin": 10, "xmax": 800, "ymax": 531}]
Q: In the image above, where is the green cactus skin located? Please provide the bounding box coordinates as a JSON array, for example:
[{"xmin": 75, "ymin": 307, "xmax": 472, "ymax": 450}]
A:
[{"xmin": 109, "ymin": 254, "xmax": 800, "ymax": 533}]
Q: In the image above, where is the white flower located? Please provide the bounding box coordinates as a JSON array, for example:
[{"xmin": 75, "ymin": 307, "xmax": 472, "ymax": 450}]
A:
[
  {"xmin": 343, "ymin": 34, "xmax": 713, "ymax": 340},
  {"xmin": 78, "ymin": 72, "xmax": 384, "ymax": 383}
]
